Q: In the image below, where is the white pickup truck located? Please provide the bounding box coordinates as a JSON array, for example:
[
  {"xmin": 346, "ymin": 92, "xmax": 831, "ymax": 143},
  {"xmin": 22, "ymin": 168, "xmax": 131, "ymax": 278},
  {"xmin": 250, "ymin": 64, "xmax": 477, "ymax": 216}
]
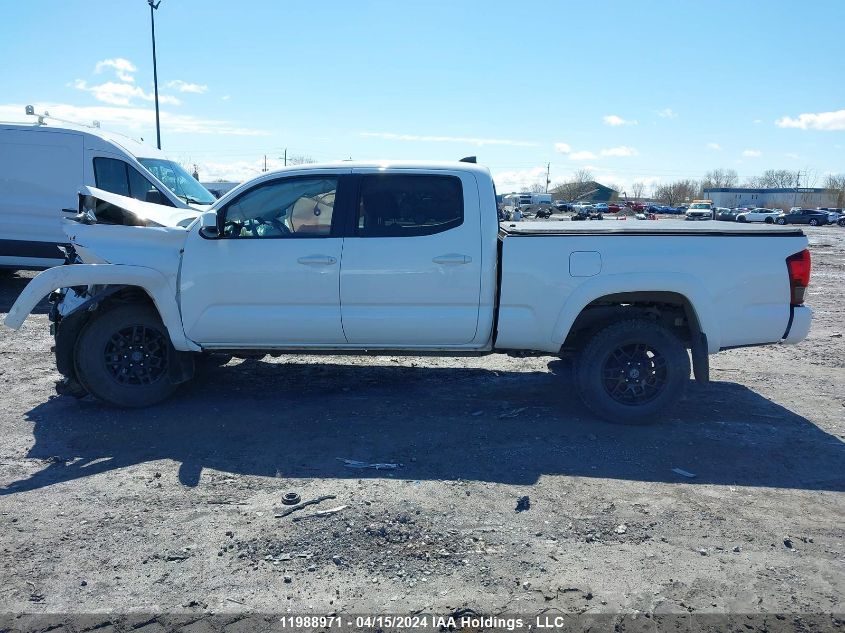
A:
[{"xmin": 4, "ymin": 161, "xmax": 814, "ymax": 423}]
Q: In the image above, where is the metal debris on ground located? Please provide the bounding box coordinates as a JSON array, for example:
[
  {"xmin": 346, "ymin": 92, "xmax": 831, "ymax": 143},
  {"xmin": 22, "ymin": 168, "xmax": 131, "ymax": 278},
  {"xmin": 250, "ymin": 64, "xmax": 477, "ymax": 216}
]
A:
[
  {"xmin": 339, "ymin": 458, "xmax": 401, "ymax": 470},
  {"xmin": 274, "ymin": 494, "xmax": 337, "ymax": 518},
  {"xmin": 672, "ymin": 468, "xmax": 697, "ymax": 478},
  {"xmin": 292, "ymin": 505, "xmax": 348, "ymax": 522},
  {"xmin": 498, "ymin": 407, "xmax": 527, "ymax": 419},
  {"xmin": 281, "ymin": 492, "xmax": 301, "ymax": 506},
  {"xmin": 515, "ymin": 496, "xmax": 531, "ymax": 512}
]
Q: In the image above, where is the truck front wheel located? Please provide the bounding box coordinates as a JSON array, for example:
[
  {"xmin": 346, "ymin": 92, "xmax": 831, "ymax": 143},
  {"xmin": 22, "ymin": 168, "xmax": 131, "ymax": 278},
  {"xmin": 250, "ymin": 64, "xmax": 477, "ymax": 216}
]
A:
[
  {"xmin": 575, "ymin": 319, "xmax": 690, "ymax": 424},
  {"xmin": 74, "ymin": 304, "xmax": 180, "ymax": 407}
]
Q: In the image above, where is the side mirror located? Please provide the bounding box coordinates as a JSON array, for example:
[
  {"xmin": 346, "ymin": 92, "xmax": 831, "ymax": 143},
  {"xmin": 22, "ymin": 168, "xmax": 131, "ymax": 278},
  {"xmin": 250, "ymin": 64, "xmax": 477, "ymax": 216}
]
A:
[{"xmin": 198, "ymin": 211, "xmax": 220, "ymax": 239}]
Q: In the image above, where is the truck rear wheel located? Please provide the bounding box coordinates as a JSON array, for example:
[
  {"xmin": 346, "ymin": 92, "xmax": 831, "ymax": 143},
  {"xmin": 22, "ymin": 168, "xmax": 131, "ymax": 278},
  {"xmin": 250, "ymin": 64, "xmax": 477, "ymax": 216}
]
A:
[
  {"xmin": 575, "ymin": 319, "xmax": 690, "ymax": 424},
  {"xmin": 74, "ymin": 304, "xmax": 179, "ymax": 407}
]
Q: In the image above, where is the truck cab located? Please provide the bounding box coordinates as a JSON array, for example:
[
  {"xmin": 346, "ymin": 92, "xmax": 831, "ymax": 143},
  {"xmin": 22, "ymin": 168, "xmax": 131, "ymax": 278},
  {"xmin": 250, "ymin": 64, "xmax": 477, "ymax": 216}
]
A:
[{"xmin": 685, "ymin": 200, "xmax": 714, "ymax": 221}]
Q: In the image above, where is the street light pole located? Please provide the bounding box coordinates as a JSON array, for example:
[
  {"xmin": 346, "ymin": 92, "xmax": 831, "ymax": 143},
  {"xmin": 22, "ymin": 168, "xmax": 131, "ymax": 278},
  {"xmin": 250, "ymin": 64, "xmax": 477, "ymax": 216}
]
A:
[{"xmin": 148, "ymin": 0, "xmax": 162, "ymax": 149}]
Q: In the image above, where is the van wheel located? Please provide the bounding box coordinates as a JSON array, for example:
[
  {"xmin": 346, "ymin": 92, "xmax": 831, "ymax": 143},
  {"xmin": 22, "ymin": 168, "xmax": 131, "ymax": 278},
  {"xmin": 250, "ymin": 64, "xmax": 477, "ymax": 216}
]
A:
[
  {"xmin": 777, "ymin": 217, "xmax": 786, "ymax": 225},
  {"xmin": 765, "ymin": 217, "xmax": 774, "ymax": 224},
  {"xmin": 575, "ymin": 319, "xmax": 690, "ymax": 424},
  {"xmin": 809, "ymin": 219, "xmax": 819, "ymax": 226},
  {"xmin": 74, "ymin": 304, "xmax": 179, "ymax": 407}
]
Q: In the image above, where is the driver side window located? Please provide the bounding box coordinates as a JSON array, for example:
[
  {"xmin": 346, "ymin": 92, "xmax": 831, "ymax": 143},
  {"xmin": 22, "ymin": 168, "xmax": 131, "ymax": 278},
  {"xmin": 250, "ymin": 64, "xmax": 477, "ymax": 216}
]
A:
[{"xmin": 221, "ymin": 177, "xmax": 338, "ymax": 238}]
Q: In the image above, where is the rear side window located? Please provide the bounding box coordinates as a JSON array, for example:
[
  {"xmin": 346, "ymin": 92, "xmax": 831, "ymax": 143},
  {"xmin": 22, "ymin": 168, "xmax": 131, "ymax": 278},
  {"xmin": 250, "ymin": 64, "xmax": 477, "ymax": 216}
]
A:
[
  {"xmin": 93, "ymin": 158, "xmax": 173, "ymax": 206},
  {"xmin": 356, "ymin": 174, "xmax": 463, "ymax": 237}
]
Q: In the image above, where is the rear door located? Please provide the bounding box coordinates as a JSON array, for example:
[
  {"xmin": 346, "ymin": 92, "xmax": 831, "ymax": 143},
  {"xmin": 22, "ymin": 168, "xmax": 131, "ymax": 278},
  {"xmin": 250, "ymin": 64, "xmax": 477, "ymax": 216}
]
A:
[{"xmin": 339, "ymin": 170, "xmax": 482, "ymax": 346}]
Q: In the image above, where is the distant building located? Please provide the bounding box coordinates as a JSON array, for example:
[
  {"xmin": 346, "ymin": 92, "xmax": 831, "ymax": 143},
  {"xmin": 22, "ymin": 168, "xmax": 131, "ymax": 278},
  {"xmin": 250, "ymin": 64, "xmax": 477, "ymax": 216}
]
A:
[
  {"xmin": 704, "ymin": 187, "xmax": 836, "ymax": 209},
  {"xmin": 551, "ymin": 181, "xmax": 619, "ymax": 203}
]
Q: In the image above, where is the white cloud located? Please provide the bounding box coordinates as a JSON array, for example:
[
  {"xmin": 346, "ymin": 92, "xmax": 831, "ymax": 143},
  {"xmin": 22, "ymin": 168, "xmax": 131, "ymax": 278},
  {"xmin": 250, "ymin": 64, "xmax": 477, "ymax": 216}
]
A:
[
  {"xmin": 221, "ymin": 95, "xmax": 231, "ymax": 101},
  {"xmin": 0, "ymin": 102, "xmax": 268, "ymax": 137},
  {"xmin": 603, "ymin": 114, "xmax": 637, "ymax": 126},
  {"xmin": 569, "ymin": 150, "xmax": 597, "ymax": 161},
  {"xmin": 554, "ymin": 142, "xmax": 571, "ymax": 154},
  {"xmin": 360, "ymin": 131, "xmax": 537, "ymax": 147},
  {"xmin": 72, "ymin": 79, "xmax": 181, "ymax": 106},
  {"xmin": 776, "ymin": 109, "xmax": 845, "ymax": 131},
  {"xmin": 706, "ymin": 142, "xmax": 721, "ymax": 150},
  {"xmin": 657, "ymin": 108, "xmax": 677, "ymax": 119},
  {"xmin": 167, "ymin": 80, "xmax": 208, "ymax": 94},
  {"xmin": 95, "ymin": 58, "xmax": 137, "ymax": 83},
  {"xmin": 600, "ymin": 146, "xmax": 638, "ymax": 157},
  {"xmin": 492, "ymin": 167, "xmax": 548, "ymax": 192},
  {"xmin": 742, "ymin": 149, "xmax": 762, "ymax": 158}
]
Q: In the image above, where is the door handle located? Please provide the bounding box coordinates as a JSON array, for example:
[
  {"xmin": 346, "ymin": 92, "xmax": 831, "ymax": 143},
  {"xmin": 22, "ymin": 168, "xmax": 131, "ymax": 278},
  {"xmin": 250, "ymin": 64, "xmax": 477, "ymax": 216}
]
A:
[
  {"xmin": 432, "ymin": 254, "xmax": 471, "ymax": 265},
  {"xmin": 297, "ymin": 255, "xmax": 337, "ymax": 266}
]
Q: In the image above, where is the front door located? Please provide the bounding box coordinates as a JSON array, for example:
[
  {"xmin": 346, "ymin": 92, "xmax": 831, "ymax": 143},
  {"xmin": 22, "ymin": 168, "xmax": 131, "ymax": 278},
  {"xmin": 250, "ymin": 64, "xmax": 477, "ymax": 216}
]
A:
[
  {"xmin": 339, "ymin": 170, "xmax": 482, "ymax": 346},
  {"xmin": 180, "ymin": 173, "xmax": 350, "ymax": 347}
]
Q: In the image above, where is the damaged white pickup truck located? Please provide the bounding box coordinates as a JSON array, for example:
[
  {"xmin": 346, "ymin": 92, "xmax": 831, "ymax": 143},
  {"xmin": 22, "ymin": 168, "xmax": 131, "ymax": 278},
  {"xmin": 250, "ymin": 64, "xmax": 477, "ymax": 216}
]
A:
[{"xmin": 4, "ymin": 161, "xmax": 813, "ymax": 423}]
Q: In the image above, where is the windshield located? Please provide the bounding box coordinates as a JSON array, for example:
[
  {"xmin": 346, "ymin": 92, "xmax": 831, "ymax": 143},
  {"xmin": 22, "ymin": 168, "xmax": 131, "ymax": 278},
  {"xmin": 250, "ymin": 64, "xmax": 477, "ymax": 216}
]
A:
[
  {"xmin": 690, "ymin": 203, "xmax": 710, "ymax": 209},
  {"xmin": 137, "ymin": 158, "xmax": 216, "ymax": 205}
]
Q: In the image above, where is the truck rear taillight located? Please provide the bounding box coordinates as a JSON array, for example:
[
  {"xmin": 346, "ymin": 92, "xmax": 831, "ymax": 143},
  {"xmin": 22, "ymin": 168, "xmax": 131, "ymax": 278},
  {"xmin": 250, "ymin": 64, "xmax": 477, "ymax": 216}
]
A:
[{"xmin": 786, "ymin": 249, "xmax": 811, "ymax": 305}]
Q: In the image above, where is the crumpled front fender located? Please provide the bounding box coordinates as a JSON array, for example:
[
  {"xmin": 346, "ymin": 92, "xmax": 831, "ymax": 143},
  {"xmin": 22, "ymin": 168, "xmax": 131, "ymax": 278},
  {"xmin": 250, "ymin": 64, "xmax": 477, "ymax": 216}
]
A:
[{"xmin": 4, "ymin": 264, "xmax": 200, "ymax": 352}]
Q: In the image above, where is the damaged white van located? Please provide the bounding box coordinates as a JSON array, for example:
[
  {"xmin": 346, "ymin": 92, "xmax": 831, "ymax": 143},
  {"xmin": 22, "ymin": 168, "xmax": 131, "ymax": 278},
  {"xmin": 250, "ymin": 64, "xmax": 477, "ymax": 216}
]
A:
[{"xmin": 0, "ymin": 120, "xmax": 214, "ymax": 269}]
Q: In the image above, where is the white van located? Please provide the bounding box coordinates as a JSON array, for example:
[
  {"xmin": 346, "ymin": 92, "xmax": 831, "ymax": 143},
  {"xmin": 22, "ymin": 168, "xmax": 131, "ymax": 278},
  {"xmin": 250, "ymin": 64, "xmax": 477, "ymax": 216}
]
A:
[{"xmin": 0, "ymin": 123, "xmax": 216, "ymax": 269}]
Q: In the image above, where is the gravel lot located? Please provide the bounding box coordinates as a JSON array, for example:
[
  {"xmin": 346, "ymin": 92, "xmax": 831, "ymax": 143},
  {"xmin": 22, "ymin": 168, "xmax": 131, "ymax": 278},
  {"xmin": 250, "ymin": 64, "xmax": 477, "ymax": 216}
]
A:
[{"xmin": 0, "ymin": 225, "xmax": 842, "ymax": 628}]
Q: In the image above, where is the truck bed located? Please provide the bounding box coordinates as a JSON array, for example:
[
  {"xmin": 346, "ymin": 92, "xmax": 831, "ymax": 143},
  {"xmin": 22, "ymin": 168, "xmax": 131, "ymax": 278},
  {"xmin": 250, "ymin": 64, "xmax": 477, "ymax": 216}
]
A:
[{"xmin": 499, "ymin": 219, "xmax": 804, "ymax": 237}]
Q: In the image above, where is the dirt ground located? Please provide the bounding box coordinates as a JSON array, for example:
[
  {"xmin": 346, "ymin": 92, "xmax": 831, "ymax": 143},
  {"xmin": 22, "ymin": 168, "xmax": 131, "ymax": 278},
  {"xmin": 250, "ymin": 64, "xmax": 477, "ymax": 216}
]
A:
[{"xmin": 0, "ymin": 226, "xmax": 842, "ymax": 629}]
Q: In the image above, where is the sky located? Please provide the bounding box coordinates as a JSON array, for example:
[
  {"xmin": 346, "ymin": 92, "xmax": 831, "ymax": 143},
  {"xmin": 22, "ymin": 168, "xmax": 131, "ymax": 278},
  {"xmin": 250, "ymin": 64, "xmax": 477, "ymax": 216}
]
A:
[{"xmin": 1, "ymin": 0, "xmax": 844, "ymax": 194}]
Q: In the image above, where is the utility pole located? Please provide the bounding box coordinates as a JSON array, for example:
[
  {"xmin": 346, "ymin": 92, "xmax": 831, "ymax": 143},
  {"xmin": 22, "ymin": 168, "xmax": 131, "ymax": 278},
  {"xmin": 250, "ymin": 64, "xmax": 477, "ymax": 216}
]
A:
[
  {"xmin": 263, "ymin": 155, "xmax": 268, "ymax": 172},
  {"xmin": 545, "ymin": 162, "xmax": 551, "ymax": 193},
  {"xmin": 284, "ymin": 148, "xmax": 287, "ymax": 167},
  {"xmin": 148, "ymin": 0, "xmax": 162, "ymax": 150}
]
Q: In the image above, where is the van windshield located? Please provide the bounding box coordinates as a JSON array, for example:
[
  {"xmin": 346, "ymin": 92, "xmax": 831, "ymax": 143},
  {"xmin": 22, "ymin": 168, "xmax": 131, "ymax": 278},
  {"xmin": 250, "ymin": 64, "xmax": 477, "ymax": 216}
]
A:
[{"xmin": 137, "ymin": 158, "xmax": 216, "ymax": 205}]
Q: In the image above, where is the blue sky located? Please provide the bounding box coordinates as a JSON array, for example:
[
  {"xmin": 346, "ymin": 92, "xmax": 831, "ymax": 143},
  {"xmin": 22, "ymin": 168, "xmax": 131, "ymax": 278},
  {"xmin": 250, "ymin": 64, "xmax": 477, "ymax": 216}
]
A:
[{"xmin": 1, "ymin": 0, "xmax": 843, "ymax": 193}]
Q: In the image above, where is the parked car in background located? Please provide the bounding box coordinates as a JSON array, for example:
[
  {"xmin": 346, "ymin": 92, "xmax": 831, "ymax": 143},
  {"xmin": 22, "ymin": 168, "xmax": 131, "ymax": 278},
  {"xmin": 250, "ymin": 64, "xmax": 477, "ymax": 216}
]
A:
[
  {"xmin": 714, "ymin": 207, "xmax": 739, "ymax": 221},
  {"xmin": 608, "ymin": 202, "xmax": 622, "ymax": 213},
  {"xmin": 823, "ymin": 208, "xmax": 842, "ymax": 223},
  {"xmin": 685, "ymin": 200, "xmax": 714, "ymax": 221},
  {"xmin": 736, "ymin": 208, "xmax": 781, "ymax": 224},
  {"xmin": 776, "ymin": 209, "xmax": 830, "ymax": 226},
  {"xmin": 594, "ymin": 203, "xmax": 609, "ymax": 213},
  {"xmin": 554, "ymin": 200, "xmax": 573, "ymax": 212},
  {"xmin": 625, "ymin": 201, "xmax": 645, "ymax": 212},
  {"xmin": 663, "ymin": 206, "xmax": 685, "ymax": 215}
]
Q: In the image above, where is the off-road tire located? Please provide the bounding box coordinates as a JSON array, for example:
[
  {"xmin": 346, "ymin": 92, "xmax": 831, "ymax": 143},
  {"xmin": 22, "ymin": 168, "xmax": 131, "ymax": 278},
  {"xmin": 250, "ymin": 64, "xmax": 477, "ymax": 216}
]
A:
[
  {"xmin": 575, "ymin": 319, "xmax": 690, "ymax": 424},
  {"xmin": 74, "ymin": 304, "xmax": 178, "ymax": 407}
]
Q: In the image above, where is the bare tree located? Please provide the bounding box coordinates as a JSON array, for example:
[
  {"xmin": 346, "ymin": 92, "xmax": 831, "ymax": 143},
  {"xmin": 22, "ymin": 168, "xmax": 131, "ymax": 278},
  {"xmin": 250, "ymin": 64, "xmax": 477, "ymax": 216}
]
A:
[
  {"xmin": 826, "ymin": 173, "xmax": 845, "ymax": 207},
  {"xmin": 630, "ymin": 181, "xmax": 645, "ymax": 200},
  {"xmin": 551, "ymin": 169, "xmax": 595, "ymax": 201},
  {"xmin": 287, "ymin": 154, "xmax": 316, "ymax": 166},
  {"xmin": 528, "ymin": 183, "xmax": 546, "ymax": 193},
  {"xmin": 701, "ymin": 168, "xmax": 738, "ymax": 191},
  {"xmin": 745, "ymin": 169, "xmax": 800, "ymax": 188},
  {"xmin": 654, "ymin": 179, "xmax": 699, "ymax": 206}
]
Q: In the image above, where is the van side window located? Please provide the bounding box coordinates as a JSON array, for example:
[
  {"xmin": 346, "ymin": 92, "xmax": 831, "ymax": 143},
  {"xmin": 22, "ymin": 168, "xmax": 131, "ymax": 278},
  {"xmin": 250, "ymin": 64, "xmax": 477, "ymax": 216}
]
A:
[
  {"xmin": 93, "ymin": 158, "xmax": 173, "ymax": 206},
  {"xmin": 356, "ymin": 175, "xmax": 464, "ymax": 237}
]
